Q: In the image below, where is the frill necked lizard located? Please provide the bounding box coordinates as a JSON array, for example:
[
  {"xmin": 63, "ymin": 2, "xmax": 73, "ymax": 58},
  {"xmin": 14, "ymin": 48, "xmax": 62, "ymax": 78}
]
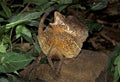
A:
[{"xmin": 38, "ymin": 11, "xmax": 88, "ymax": 76}]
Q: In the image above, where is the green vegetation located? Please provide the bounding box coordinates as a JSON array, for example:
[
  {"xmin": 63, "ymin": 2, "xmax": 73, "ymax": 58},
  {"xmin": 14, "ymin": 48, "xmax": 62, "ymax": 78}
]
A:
[
  {"xmin": 108, "ymin": 44, "xmax": 120, "ymax": 82},
  {"xmin": 0, "ymin": 0, "xmax": 112, "ymax": 81}
]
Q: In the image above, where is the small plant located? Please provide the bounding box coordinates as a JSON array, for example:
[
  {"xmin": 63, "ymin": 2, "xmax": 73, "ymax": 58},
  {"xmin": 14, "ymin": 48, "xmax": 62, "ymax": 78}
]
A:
[
  {"xmin": 0, "ymin": 0, "xmax": 108, "ymax": 81},
  {"xmin": 108, "ymin": 44, "xmax": 120, "ymax": 82}
]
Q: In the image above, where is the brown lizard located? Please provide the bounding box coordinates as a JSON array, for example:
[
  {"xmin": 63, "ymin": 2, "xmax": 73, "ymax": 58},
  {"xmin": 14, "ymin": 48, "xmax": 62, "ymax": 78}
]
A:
[{"xmin": 38, "ymin": 11, "xmax": 88, "ymax": 76}]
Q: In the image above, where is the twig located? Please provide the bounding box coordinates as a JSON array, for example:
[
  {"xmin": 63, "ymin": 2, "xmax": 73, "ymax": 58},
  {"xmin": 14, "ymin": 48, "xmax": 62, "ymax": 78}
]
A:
[
  {"xmin": 20, "ymin": 2, "xmax": 31, "ymax": 14},
  {"xmin": 100, "ymin": 32, "xmax": 118, "ymax": 46},
  {"xmin": 97, "ymin": 19, "xmax": 120, "ymax": 27},
  {"xmin": 89, "ymin": 38, "xmax": 98, "ymax": 49}
]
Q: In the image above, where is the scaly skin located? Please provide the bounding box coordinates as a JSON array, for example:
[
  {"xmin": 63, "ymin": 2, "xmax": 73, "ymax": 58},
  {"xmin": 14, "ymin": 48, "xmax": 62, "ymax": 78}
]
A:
[{"xmin": 38, "ymin": 11, "xmax": 88, "ymax": 76}]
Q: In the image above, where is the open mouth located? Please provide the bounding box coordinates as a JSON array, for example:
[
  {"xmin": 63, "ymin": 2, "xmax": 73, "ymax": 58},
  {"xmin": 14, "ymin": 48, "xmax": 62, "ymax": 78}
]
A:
[{"xmin": 53, "ymin": 11, "xmax": 65, "ymax": 25}]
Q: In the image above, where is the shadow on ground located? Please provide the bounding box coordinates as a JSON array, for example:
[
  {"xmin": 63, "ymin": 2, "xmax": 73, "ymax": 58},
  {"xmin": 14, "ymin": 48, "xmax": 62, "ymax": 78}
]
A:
[{"xmin": 20, "ymin": 50, "xmax": 110, "ymax": 82}]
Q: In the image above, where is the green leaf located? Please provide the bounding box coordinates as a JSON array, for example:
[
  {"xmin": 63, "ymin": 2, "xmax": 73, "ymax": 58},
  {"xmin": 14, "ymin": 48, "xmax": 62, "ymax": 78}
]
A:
[
  {"xmin": 2, "ymin": 35, "xmax": 11, "ymax": 45},
  {"xmin": 0, "ymin": 77, "xmax": 9, "ymax": 82},
  {"xmin": 16, "ymin": 25, "xmax": 32, "ymax": 39},
  {"xmin": 91, "ymin": 0, "xmax": 108, "ymax": 11},
  {"xmin": 108, "ymin": 44, "xmax": 120, "ymax": 73},
  {"xmin": 62, "ymin": 0, "xmax": 72, "ymax": 4},
  {"xmin": 118, "ymin": 60, "xmax": 120, "ymax": 76},
  {"xmin": 113, "ymin": 66, "xmax": 119, "ymax": 82},
  {"xmin": 0, "ymin": 52, "xmax": 34, "ymax": 73},
  {"xmin": 52, "ymin": 0, "xmax": 72, "ymax": 4},
  {"xmin": 114, "ymin": 55, "xmax": 120, "ymax": 76},
  {"xmin": 70, "ymin": 4, "xmax": 82, "ymax": 9},
  {"xmin": 107, "ymin": 44, "xmax": 120, "ymax": 82},
  {"xmin": 0, "ymin": 26, "xmax": 6, "ymax": 36},
  {"xmin": 6, "ymin": 19, "xmax": 30, "ymax": 30},
  {"xmin": 0, "ymin": 42, "xmax": 7, "ymax": 53},
  {"xmin": 22, "ymin": 34, "xmax": 33, "ymax": 43},
  {"xmin": 36, "ymin": 2, "xmax": 54, "ymax": 12},
  {"xmin": 110, "ymin": 44, "xmax": 120, "ymax": 65},
  {"xmin": 58, "ymin": 5, "xmax": 67, "ymax": 12},
  {"xmin": 24, "ymin": 0, "xmax": 49, "ymax": 5},
  {"xmin": 0, "ymin": 17, "xmax": 4, "ymax": 22},
  {"xmin": 85, "ymin": 20, "xmax": 103, "ymax": 34},
  {"xmin": 114, "ymin": 55, "xmax": 120, "ymax": 65},
  {"xmin": 0, "ymin": 0, "xmax": 12, "ymax": 18},
  {"xmin": 8, "ymin": 12, "xmax": 41, "ymax": 23},
  {"xmin": 0, "ymin": 11, "xmax": 7, "ymax": 18},
  {"xmin": 23, "ymin": 0, "xmax": 31, "ymax": 4},
  {"xmin": 33, "ymin": 42, "xmax": 41, "ymax": 54},
  {"xmin": 7, "ymin": 74, "xmax": 21, "ymax": 82},
  {"xmin": 6, "ymin": 12, "xmax": 42, "ymax": 29},
  {"xmin": 0, "ymin": 74, "xmax": 21, "ymax": 82},
  {"xmin": 0, "ymin": 34, "xmax": 11, "ymax": 52},
  {"xmin": 27, "ymin": 20, "xmax": 39, "ymax": 27}
]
